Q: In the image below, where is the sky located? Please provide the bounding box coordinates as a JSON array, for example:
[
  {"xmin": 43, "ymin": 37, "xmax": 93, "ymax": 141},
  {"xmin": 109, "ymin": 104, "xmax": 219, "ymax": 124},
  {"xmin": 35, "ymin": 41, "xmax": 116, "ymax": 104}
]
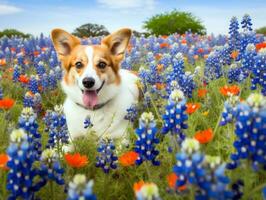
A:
[{"xmin": 0, "ymin": 0, "xmax": 266, "ymax": 36}]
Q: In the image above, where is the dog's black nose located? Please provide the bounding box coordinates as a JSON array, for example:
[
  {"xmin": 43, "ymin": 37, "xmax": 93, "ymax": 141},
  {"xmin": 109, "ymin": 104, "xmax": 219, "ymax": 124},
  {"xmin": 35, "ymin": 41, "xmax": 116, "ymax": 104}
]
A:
[{"xmin": 82, "ymin": 77, "xmax": 95, "ymax": 89}]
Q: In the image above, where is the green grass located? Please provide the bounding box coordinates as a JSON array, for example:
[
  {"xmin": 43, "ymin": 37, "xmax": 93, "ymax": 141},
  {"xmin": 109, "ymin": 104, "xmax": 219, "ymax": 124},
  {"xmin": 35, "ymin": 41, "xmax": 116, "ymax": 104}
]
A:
[{"xmin": 0, "ymin": 60, "xmax": 265, "ymax": 200}]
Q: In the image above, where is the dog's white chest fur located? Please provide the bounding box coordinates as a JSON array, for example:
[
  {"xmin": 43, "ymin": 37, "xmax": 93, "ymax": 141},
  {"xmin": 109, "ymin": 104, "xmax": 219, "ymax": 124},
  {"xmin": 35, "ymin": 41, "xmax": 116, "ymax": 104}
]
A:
[{"xmin": 63, "ymin": 69, "xmax": 139, "ymax": 140}]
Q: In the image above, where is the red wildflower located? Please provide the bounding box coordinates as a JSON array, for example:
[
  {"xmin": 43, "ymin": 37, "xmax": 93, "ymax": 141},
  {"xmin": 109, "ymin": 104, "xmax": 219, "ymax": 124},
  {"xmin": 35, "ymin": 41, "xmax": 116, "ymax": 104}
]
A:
[
  {"xmin": 0, "ymin": 59, "xmax": 6, "ymax": 66},
  {"xmin": 119, "ymin": 151, "xmax": 138, "ymax": 167},
  {"xmin": 64, "ymin": 153, "xmax": 88, "ymax": 168},
  {"xmin": 181, "ymin": 39, "xmax": 187, "ymax": 44},
  {"xmin": 160, "ymin": 43, "xmax": 170, "ymax": 48},
  {"xmin": 167, "ymin": 173, "xmax": 186, "ymax": 191},
  {"xmin": 133, "ymin": 180, "xmax": 145, "ymax": 192},
  {"xmin": 155, "ymin": 54, "xmax": 162, "ymax": 61},
  {"xmin": 194, "ymin": 128, "xmax": 214, "ymax": 144},
  {"xmin": 0, "ymin": 98, "xmax": 15, "ymax": 110},
  {"xmin": 198, "ymin": 88, "xmax": 208, "ymax": 98},
  {"xmin": 155, "ymin": 83, "xmax": 166, "ymax": 90},
  {"xmin": 220, "ymin": 85, "xmax": 240, "ymax": 96},
  {"xmin": 0, "ymin": 154, "xmax": 9, "ymax": 170},
  {"xmin": 33, "ymin": 51, "xmax": 39, "ymax": 56},
  {"xmin": 186, "ymin": 103, "xmax": 201, "ymax": 114},
  {"xmin": 18, "ymin": 75, "xmax": 29, "ymax": 84},
  {"xmin": 256, "ymin": 42, "xmax": 266, "ymax": 51},
  {"xmin": 231, "ymin": 50, "xmax": 239, "ymax": 59},
  {"xmin": 197, "ymin": 48, "xmax": 204, "ymax": 54}
]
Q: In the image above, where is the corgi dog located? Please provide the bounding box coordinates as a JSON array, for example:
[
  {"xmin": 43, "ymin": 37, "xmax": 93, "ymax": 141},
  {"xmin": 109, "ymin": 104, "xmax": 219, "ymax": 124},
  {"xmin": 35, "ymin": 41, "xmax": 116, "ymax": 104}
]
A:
[{"xmin": 51, "ymin": 28, "xmax": 139, "ymax": 141}]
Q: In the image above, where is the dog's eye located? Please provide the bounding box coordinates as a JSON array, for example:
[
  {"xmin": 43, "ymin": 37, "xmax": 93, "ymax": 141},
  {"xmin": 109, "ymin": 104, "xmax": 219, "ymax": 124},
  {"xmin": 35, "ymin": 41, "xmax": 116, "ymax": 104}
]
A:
[
  {"xmin": 75, "ymin": 61, "xmax": 83, "ymax": 69},
  {"xmin": 97, "ymin": 61, "xmax": 107, "ymax": 69}
]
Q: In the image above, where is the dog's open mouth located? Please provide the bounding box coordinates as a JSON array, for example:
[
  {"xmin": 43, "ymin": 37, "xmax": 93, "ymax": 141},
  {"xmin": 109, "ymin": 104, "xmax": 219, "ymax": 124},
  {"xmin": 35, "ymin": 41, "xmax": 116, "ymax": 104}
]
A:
[{"xmin": 81, "ymin": 81, "xmax": 105, "ymax": 109}]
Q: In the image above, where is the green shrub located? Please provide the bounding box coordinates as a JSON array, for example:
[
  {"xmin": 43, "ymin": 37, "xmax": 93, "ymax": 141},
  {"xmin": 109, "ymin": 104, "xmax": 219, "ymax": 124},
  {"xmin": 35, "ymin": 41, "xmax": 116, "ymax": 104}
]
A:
[
  {"xmin": 0, "ymin": 29, "xmax": 31, "ymax": 38},
  {"xmin": 143, "ymin": 10, "xmax": 206, "ymax": 36},
  {"xmin": 256, "ymin": 26, "xmax": 266, "ymax": 36},
  {"xmin": 72, "ymin": 23, "xmax": 109, "ymax": 38}
]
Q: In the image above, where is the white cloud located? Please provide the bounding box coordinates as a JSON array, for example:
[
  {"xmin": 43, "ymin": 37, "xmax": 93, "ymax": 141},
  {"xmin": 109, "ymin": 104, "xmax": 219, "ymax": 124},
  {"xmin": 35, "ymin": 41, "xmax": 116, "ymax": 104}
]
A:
[
  {"xmin": 0, "ymin": 4, "xmax": 22, "ymax": 15},
  {"xmin": 97, "ymin": 0, "xmax": 155, "ymax": 9}
]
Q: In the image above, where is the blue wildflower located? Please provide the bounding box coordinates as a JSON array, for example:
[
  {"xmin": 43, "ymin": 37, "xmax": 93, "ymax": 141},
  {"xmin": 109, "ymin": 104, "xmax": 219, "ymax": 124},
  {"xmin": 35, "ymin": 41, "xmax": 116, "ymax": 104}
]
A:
[
  {"xmin": 96, "ymin": 138, "xmax": 118, "ymax": 173},
  {"xmin": 67, "ymin": 174, "xmax": 96, "ymax": 200},
  {"xmin": 134, "ymin": 112, "xmax": 160, "ymax": 166},
  {"xmin": 162, "ymin": 90, "xmax": 188, "ymax": 143},
  {"xmin": 227, "ymin": 93, "xmax": 266, "ymax": 170}
]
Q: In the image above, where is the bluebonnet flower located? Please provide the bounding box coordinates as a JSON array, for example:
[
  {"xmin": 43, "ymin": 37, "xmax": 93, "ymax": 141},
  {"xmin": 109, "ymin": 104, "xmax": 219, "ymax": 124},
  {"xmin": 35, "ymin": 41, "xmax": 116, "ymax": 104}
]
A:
[
  {"xmin": 227, "ymin": 93, "xmax": 266, "ymax": 170},
  {"xmin": 12, "ymin": 64, "xmax": 20, "ymax": 82},
  {"xmin": 135, "ymin": 182, "xmax": 161, "ymax": 200},
  {"xmin": 96, "ymin": 138, "xmax": 118, "ymax": 173},
  {"xmin": 44, "ymin": 105, "xmax": 69, "ymax": 149},
  {"xmin": 250, "ymin": 48, "xmax": 266, "ymax": 95},
  {"xmin": 67, "ymin": 174, "xmax": 96, "ymax": 200},
  {"xmin": 228, "ymin": 63, "xmax": 245, "ymax": 83},
  {"xmin": 35, "ymin": 61, "xmax": 46, "ymax": 77},
  {"xmin": 263, "ymin": 187, "xmax": 266, "ymax": 200},
  {"xmin": 162, "ymin": 90, "xmax": 188, "ymax": 143},
  {"xmin": 220, "ymin": 96, "xmax": 240, "ymax": 126},
  {"xmin": 134, "ymin": 112, "xmax": 160, "ymax": 166},
  {"xmin": 205, "ymin": 49, "xmax": 223, "ymax": 80},
  {"xmin": 242, "ymin": 44, "xmax": 256, "ymax": 78},
  {"xmin": 241, "ymin": 14, "xmax": 253, "ymax": 31},
  {"xmin": 228, "ymin": 16, "xmax": 241, "ymax": 52},
  {"xmin": 6, "ymin": 129, "xmax": 41, "ymax": 199},
  {"xmin": 18, "ymin": 107, "xmax": 42, "ymax": 159},
  {"xmin": 167, "ymin": 53, "xmax": 196, "ymax": 97},
  {"xmin": 125, "ymin": 104, "xmax": 139, "ymax": 123},
  {"xmin": 231, "ymin": 180, "xmax": 244, "ymax": 200},
  {"xmin": 48, "ymin": 70, "xmax": 58, "ymax": 90},
  {"xmin": 173, "ymin": 138, "xmax": 233, "ymax": 199},
  {"xmin": 23, "ymin": 92, "xmax": 34, "ymax": 107},
  {"xmin": 28, "ymin": 75, "xmax": 39, "ymax": 94},
  {"xmin": 84, "ymin": 115, "xmax": 93, "ymax": 129},
  {"xmin": 40, "ymin": 149, "xmax": 65, "ymax": 185}
]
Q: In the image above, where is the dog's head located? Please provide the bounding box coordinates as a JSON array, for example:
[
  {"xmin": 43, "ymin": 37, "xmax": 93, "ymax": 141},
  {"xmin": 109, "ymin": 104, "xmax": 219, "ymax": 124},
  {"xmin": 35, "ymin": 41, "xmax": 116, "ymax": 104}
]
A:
[{"xmin": 51, "ymin": 28, "xmax": 132, "ymax": 109}]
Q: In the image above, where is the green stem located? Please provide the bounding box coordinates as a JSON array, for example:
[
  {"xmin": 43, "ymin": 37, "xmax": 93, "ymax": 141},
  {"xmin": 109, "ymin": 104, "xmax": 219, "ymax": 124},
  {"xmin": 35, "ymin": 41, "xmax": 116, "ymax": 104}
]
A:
[
  {"xmin": 246, "ymin": 182, "xmax": 266, "ymax": 199},
  {"xmin": 49, "ymin": 181, "xmax": 54, "ymax": 200},
  {"xmin": 144, "ymin": 161, "xmax": 151, "ymax": 180}
]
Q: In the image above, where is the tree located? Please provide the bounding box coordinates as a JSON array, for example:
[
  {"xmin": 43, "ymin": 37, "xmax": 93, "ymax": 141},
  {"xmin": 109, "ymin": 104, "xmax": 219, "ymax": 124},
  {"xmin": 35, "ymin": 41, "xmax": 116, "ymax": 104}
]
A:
[
  {"xmin": 0, "ymin": 29, "xmax": 31, "ymax": 38},
  {"xmin": 143, "ymin": 10, "xmax": 206, "ymax": 36},
  {"xmin": 72, "ymin": 23, "xmax": 109, "ymax": 38},
  {"xmin": 256, "ymin": 26, "xmax": 266, "ymax": 36}
]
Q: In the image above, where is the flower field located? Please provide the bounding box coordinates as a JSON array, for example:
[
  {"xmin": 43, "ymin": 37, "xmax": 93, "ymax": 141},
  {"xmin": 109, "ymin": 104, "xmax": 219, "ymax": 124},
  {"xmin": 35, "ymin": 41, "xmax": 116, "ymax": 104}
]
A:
[{"xmin": 0, "ymin": 14, "xmax": 266, "ymax": 200}]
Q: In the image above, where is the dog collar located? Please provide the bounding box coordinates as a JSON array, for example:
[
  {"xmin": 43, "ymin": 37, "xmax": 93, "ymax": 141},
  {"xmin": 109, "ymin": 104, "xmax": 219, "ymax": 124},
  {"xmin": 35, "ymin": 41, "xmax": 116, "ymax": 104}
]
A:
[{"xmin": 76, "ymin": 99, "xmax": 112, "ymax": 111}]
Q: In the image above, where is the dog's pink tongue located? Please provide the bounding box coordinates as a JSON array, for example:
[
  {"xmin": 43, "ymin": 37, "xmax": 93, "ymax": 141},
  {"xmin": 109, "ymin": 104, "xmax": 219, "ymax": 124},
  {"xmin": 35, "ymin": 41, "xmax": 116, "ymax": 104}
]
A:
[{"xmin": 82, "ymin": 90, "xmax": 98, "ymax": 109}]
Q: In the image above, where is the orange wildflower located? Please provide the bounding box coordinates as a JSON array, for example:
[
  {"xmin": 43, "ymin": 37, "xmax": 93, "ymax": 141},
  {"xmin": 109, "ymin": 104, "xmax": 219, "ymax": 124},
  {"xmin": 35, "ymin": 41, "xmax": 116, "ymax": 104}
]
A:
[
  {"xmin": 0, "ymin": 154, "xmax": 9, "ymax": 170},
  {"xmin": 10, "ymin": 47, "xmax": 16, "ymax": 53},
  {"xmin": 186, "ymin": 103, "xmax": 201, "ymax": 114},
  {"xmin": 231, "ymin": 50, "xmax": 239, "ymax": 59},
  {"xmin": 160, "ymin": 43, "xmax": 170, "ymax": 48},
  {"xmin": 161, "ymin": 35, "xmax": 168, "ymax": 39},
  {"xmin": 33, "ymin": 51, "xmax": 39, "ymax": 56},
  {"xmin": 0, "ymin": 59, "xmax": 6, "ymax": 66},
  {"xmin": 181, "ymin": 39, "xmax": 187, "ymax": 44},
  {"xmin": 18, "ymin": 75, "xmax": 29, "ymax": 84},
  {"xmin": 155, "ymin": 54, "xmax": 162, "ymax": 61},
  {"xmin": 256, "ymin": 42, "xmax": 266, "ymax": 51},
  {"xmin": 194, "ymin": 128, "xmax": 214, "ymax": 144},
  {"xmin": 119, "ymin": 151, "xmax": 138, "ymax": 167},
  {"xmin": 0, "ymin": 98, "xmax": 15, "ymax": 110},
  {"xmin": 155, "ymin": 83, "xmax": 166, "ymax": 90},
  {"xmin": 204, "ymin": 54, "xmax": 209, "ymax": 59},
  {"xmin": 197, "ymin": 48, "xmax": 204, "ymax": 54},
  {"xmin": 194, "ymin": 55, "xmax": 199, "ymax": 60},
  {"xmin": 133, "ymin": 180, "xmax": 145, "ymax": 192},
  {"xmin": 64, "ymin": 153, "xmax": 88, "ymax": 168},
  {"xmin": 167, "ymin": 173, "xmax": 186, "ymax": 191},
  {"xmin": 156, "ymin": 64, "xmax": 164, "ymax": 72},
  {"xmin": 220, "ymin": 85, "xmax": 240, "ymax": 96},
  {"xmin": 197, "ymin": 88, "xmax": 208, "ymax": 98}
]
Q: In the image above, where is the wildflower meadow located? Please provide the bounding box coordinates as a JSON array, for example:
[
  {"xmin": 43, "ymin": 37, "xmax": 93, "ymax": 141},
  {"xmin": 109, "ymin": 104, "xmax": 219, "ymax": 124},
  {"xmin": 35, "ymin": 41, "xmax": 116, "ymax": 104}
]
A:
[{"xmin": 0, "ymin": 14, "xmax": 266, "ymax": 200}]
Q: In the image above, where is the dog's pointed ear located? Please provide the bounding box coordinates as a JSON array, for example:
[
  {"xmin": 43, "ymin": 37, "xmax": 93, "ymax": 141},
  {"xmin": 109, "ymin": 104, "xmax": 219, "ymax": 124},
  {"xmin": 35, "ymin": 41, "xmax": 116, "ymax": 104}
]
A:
[
  {"xmin": 51, "ymin": 29, "xmax": 80, "ymax": 57},
  {"xmin": 101, "ymin": 28, "xmax": 132, "ymax": 61}
]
